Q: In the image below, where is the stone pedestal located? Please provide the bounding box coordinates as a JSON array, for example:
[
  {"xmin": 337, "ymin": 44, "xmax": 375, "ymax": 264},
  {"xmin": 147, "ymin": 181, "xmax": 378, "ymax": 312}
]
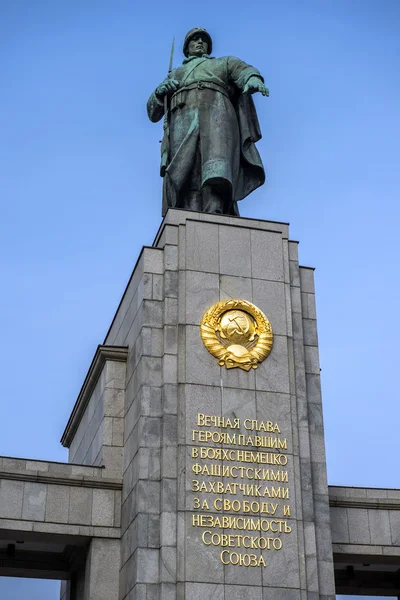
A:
[{"xmin": 102, "ymin": 209, "xmax": 335, "ymax": 600}]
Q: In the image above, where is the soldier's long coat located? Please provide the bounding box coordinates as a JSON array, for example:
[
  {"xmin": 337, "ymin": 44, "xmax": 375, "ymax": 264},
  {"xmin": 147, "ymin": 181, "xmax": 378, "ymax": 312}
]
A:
[{"xmin": 147, "ymin": 55, "xmax": 265, "ymax": 215}]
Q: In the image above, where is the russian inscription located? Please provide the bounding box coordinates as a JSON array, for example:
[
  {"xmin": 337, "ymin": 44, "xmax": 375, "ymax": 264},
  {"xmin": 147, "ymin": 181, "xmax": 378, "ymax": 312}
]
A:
[{"xmin": 190, "ymin": 413, "xmax": 292, "ymax": 567}]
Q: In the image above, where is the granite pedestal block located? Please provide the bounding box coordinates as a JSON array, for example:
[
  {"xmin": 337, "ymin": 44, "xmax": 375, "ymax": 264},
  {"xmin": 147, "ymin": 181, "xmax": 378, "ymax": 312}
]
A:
[{"xmin": 101, "ymin": 210, "xmax": 335, "ymax": 600}]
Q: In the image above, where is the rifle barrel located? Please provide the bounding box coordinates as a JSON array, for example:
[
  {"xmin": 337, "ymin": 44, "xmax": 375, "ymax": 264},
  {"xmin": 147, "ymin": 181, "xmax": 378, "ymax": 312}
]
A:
[{"xmin": 168, "ymin": 37, "xmax": 175, "ymax": 74}]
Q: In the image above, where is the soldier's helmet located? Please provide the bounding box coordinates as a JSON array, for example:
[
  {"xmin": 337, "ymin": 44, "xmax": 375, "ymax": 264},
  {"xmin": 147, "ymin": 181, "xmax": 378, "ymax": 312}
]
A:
[{"xmin": 183, "ymin": 28, "xmax": 213, "ymax": 57}]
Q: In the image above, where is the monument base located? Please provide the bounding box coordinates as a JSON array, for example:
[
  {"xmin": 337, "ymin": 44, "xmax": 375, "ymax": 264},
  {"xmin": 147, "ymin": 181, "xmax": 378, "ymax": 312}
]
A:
[{"xmin": 98, "ymin": 209, "xmax": 336, "ymax": 600}]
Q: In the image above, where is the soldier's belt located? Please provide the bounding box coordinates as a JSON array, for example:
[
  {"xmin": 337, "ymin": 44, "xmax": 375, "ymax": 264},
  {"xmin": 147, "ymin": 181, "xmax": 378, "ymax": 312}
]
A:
[{"xmin": 170, "ymin": 81, "xmax": 230, "ymax": 111}]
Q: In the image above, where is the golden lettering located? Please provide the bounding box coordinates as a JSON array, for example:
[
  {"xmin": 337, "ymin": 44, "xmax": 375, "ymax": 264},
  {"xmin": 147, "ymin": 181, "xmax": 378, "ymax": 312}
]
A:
[
  {"xmin": 202, "ymin": 530, "xmax": 282, "ymax": 551},
  {"xmin": 191, "ymin": 481, "xmax": 289, "ymax": 498},
  {"xmin": 192, "ymin": 464, "xmax": 289, "ymax": 481},
  {"xmin": 220, "ymin": 550, "xmax": 266, "ymax": 567},
  {"xmin": 199, "ymin": 447, "xmax": 288, "ymax": 465},
  {"xmin": 212, "ymin": 499, "xmax": 279, "ymax": 515},
  {"xmin": 192, "ymin": 414, "xmax": 291, "ymax": 563},
  {"xmin": 191, "ymin": 513, "xmax": 293, "ymax": 533},
  {"xmin": 192, "ymin": 430, "xmax": 287, "ymax": 449},
  {"xmin": 243, "ymin": 419, "xmax": 281, "ymax": 433},
  {"xmin": 197, "ymin": 413, "xmax": 241, "ymax": 429}
]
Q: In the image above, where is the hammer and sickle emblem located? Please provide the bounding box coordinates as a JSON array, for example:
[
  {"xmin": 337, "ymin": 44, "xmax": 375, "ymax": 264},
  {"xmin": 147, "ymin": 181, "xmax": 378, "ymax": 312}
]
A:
[{"xmin": 200, "ymin": 300, "xmax": 273, "ymax": 371}]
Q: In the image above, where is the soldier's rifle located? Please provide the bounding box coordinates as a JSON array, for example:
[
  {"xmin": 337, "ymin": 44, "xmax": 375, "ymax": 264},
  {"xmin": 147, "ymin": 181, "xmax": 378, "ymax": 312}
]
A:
[{"xmin": 160, "ymin": 37, "xmax": 175, "ymax": 177}]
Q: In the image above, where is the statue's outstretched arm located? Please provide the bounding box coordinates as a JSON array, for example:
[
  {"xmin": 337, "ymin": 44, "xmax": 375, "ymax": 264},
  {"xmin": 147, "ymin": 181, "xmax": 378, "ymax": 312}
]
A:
[{"xmin": 227, "ymin": 56, "xmax": 269, "ymax": 97}]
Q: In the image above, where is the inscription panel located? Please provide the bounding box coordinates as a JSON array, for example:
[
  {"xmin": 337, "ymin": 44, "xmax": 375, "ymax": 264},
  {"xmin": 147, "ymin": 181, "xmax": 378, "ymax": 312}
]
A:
[{"xmin": 189, "ymin": 413, "xmax": 294, "ymax": 569}]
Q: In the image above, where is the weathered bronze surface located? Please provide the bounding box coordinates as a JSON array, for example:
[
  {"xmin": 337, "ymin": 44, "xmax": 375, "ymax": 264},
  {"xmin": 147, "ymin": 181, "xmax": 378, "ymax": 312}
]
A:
[
  {"xmin": 147, "ymin": 28, "xmax": 269, "ymax": 216},
  {"xmin": 200, "ymin": 299, "xmax": 273, "ymax": 371}
]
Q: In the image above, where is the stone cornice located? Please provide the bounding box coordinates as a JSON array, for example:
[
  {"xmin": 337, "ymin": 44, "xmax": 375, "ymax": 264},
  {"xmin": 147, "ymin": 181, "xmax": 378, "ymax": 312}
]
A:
[
  {"xmin": 61, "ymin": 345, "xmax": 128, "ymax": 448},
  {"xmin": 329, "ymin": 486, "xmax": 400, "ymax": 511},
  {"xmin": 329, "ymin": 497, "xmax": 400, "ymax": 511},
  {"xmin": 0, "ymin": 468, "xmax": 122, "ymax": 490}
]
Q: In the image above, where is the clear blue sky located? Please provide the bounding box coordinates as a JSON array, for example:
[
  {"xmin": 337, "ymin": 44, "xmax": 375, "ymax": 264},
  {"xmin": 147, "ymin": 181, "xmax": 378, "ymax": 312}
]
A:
[{"xmin": 1, "ymin": 0, "xmax": 399, "ymax": 596}]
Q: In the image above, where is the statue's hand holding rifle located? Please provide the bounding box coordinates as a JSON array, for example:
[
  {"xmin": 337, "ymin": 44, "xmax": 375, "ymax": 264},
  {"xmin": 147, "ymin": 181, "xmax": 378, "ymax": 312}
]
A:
[{"xmin": 156, "ymin": 78, "xmax": 180, "ymax": 100}]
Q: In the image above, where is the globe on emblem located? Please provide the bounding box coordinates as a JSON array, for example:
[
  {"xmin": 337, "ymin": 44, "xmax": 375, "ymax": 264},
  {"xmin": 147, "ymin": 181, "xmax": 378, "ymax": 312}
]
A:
[
  {"xmin": 219, "ymin": 310, "xmax": 256, "ymax": 344},
  {"xmin": 200, "ymin": 299, "xmax": 273, "ymax": 371}
]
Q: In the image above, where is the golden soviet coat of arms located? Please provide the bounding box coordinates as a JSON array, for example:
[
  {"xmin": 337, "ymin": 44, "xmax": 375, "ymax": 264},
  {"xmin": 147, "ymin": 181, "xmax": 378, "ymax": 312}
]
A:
[{"xmin": 200, "ymin": 299, "xmax": 273, "ymax": 371}]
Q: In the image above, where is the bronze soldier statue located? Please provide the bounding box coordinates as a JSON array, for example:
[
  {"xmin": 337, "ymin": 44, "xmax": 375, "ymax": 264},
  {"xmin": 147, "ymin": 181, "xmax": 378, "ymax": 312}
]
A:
[{"xmin": 147, "ymin": 28, "xmax": 269, "ymax": 216}]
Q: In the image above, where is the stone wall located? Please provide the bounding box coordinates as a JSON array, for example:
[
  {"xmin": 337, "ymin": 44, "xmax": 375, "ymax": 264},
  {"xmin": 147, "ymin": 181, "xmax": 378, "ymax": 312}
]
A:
[
  {"xmin": 329, "ymin": 486, "xmax": 400, "ymax": 595},
  {"xmin": 103, "ymin": 245, "xmax": 169, "ymax": 600},
  {"xmin": 0, "ymin": 457, "xmax": 121, "ymax": 537},
  {"xmin": 330, "ymin": 485, "xmax": 400, "ymax": 552},
  {"xmin": 68, "ymin": 371, "xmax": 106, "ymax": 466},
  {"xmin": 62, "ymin": 347, "xmax": 127, "ymax": 477}
]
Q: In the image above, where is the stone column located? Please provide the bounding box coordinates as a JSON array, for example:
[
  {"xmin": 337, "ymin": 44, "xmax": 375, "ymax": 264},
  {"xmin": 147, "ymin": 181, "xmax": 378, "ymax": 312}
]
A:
[{"xmin": 83, "ymin": 538, "xmax": 120, "ymax": 600}]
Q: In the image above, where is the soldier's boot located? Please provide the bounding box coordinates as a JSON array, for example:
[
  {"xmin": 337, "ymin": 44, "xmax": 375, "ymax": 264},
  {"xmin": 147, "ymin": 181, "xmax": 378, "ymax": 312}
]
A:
[
  {"xmin": 202, "ymin": 184, "xmax": 224, "ymax": 214},
  {"xmin": 184, "ymin": 191, "xmax": 203, "ymax": 212}
]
